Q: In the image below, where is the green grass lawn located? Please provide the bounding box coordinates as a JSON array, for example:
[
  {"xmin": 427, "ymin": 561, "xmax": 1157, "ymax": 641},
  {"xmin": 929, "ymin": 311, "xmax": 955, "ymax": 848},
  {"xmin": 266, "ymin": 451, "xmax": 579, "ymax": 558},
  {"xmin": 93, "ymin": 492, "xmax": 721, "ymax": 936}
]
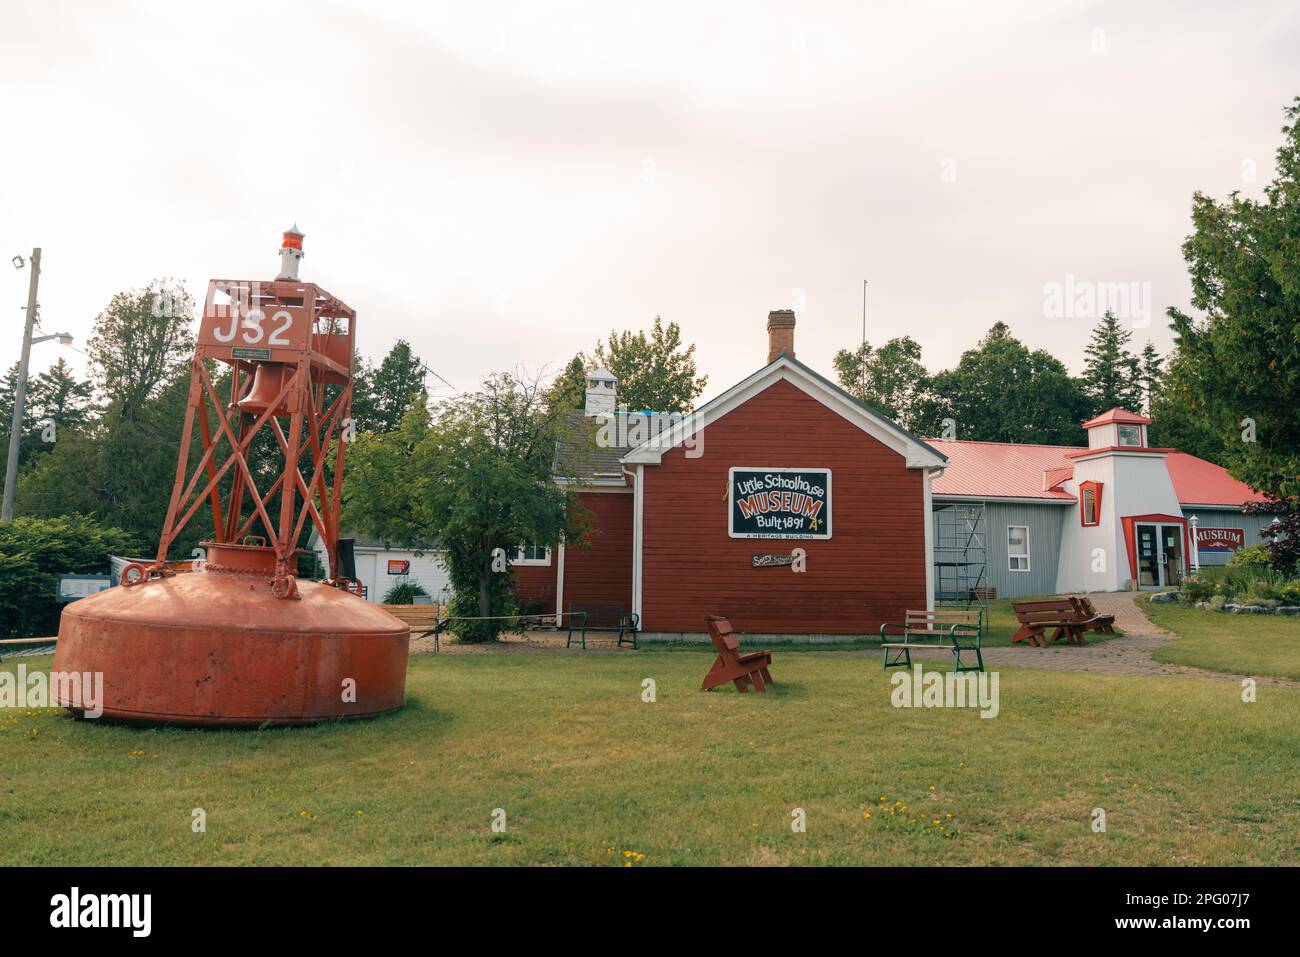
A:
[
  {"xmin": 649, "ymin": 598, "xmax": 1113, "ymax": 651},
  {"xmin": 1143, "ymin": 595, "xmax": 1300, "ymax": 680},
  {"xmin": 3, "ymin": 646, "xmax": 1295, "ymax": 866}
]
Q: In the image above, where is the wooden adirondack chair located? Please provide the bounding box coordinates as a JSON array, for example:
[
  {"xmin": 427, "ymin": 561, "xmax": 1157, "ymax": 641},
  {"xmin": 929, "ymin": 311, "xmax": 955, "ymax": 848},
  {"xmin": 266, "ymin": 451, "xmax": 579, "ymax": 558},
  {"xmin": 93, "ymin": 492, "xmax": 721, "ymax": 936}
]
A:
[
  {"xmin": 1071, "ymin": 596, "xmax": 1116, "ymax": 634},
  {"xmin": 701, "ymin": 616, "xmax": 774, "ymax": 693}
]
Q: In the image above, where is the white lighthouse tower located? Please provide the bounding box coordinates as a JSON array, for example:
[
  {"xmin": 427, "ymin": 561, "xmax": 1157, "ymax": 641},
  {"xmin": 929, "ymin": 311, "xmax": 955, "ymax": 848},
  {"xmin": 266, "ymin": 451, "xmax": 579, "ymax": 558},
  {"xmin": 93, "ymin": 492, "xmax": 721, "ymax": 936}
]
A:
[{"xmin": 278, "ymin": 223, "xmax": 305, "ymax": 280}]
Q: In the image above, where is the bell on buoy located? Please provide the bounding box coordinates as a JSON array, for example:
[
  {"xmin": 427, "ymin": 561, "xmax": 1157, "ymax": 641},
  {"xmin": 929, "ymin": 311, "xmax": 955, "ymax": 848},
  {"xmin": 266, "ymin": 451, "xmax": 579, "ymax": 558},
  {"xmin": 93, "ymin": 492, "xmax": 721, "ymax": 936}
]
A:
[{"xmin": 236, "ymin": 363, "xmax": 296, "ymax": 417}]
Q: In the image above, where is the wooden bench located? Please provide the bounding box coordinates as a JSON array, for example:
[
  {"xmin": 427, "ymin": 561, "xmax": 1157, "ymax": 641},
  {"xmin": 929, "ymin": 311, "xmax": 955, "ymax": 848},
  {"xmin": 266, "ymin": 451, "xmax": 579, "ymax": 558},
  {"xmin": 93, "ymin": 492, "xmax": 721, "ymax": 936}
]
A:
[
  {"xmin": 566, "ymin": 601, "xmax": 638, "ymax": 650},
  {"xmin": 879, "ymin": 608, "xmax": 984, "ymax": 673},
  {"xmin": 381, "ymin": 603, "xmax": 445, "ymax": 653},
  {"xmin": 1011, "ymin": 599, "xmax": 1093, "ymax": 647},
  {"xmin": 1071, "ymin": 596, "xmax": 1116, "ymax": 635},
  {"xmin": 701, "ymin": 616, "xmax": 773, "ymax": 693}
]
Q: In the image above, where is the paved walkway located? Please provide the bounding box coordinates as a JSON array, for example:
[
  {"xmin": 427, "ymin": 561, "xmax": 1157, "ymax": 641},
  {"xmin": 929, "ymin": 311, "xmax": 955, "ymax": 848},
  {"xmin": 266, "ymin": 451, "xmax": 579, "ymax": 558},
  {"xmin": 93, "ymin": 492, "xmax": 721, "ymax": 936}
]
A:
[{"xmin": 901, "ymin": 591, "xmax": 1300, "ymax": 687}]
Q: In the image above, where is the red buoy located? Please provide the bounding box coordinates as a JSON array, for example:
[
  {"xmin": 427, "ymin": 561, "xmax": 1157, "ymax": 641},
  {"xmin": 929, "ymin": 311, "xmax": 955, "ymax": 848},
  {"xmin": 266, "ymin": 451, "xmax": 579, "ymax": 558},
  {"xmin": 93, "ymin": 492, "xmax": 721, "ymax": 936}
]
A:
[{"xmin": 54, "ymin": 229, "xmax": 410, "ymax": 726}]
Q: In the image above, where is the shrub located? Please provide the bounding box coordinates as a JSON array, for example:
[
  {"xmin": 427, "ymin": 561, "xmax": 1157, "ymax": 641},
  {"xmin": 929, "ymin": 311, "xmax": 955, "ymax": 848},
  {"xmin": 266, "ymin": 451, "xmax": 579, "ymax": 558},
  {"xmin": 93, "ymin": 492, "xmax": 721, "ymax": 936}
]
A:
[
  {"xmin": 1228, "ymin": 543, "xmax": 1273, "ymax": 569},
  {"xmin": 383, "ymin": 578, "xmax": 429, "ymax": 605},
  {"xmin": 445, "ymin": 575, "xmax": 518, "ymax": 642},
  {"xmin": 1179, "ymin": 576, "xmax": 1214, "ymax": 602},
  {"xmin": 0, "ymin": 515, "xmax": 137, "ymax": 638}
]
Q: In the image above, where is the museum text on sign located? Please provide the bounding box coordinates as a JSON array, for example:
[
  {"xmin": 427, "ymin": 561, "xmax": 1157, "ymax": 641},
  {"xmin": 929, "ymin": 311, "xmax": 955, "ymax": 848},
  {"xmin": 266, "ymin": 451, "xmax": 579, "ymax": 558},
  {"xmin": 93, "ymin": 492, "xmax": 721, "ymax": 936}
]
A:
[
  {"xmin": 1196, "ymin": 527, "xmax": 1245, "ymax": 552},
  {"xmin": 729, "ymin": 468, "xmax": 831, "ymax": 539}
]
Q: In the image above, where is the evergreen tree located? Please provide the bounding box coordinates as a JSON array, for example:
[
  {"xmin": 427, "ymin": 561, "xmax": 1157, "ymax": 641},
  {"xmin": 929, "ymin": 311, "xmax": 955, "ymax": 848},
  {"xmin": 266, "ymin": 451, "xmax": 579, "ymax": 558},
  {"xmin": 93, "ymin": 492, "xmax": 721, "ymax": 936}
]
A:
[
  {"xmin": 350, "ymin": 341, "xmax": 428, "ymax": 434},
  {"xmin": 1138, "ymin": 342, "xmax": 1163, "ymax": 417},
  {"xmin": 29, "ymin": 358, "xmax": 94, "ymax": 439},
  {"xmin": 1081, "ymin": 310, "xmax": 1144, "ymax": 414}
]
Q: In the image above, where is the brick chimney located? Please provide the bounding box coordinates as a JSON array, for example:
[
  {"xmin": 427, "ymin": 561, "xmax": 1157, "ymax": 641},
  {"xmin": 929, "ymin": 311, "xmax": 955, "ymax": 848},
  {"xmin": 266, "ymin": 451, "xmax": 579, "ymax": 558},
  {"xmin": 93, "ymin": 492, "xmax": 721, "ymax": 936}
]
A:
[{"xmin": 767, "ymin": 309, "xmax": 796, "ymax": 363}]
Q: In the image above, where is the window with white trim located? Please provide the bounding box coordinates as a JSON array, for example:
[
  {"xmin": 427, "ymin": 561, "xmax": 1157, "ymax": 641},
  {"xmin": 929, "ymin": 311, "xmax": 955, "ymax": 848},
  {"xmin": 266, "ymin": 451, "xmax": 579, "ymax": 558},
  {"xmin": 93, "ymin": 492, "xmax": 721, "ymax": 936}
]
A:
[
  {"xmin": 507, "ymin": 544, "xmax": 551, "ymax": 566},
  {"xmin": 1117, "ymin": 424, "xmax": 1142, "ymax": 447},
  {"xmin": 1007, "ymin": 525, "xmax": 1030, "ymax": 572}
]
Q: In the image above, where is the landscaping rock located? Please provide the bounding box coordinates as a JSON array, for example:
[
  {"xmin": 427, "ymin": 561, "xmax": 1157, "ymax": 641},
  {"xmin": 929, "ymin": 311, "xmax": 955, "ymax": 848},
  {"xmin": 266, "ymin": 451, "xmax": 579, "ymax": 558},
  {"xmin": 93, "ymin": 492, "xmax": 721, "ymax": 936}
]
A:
[
  {"xmin": 1150, "ymin": 591, "xmax": 1179, "ymax": 603},
  {"xmin": 1278, "ymin": 606, "xmax": 1300, "ymax": 616}
]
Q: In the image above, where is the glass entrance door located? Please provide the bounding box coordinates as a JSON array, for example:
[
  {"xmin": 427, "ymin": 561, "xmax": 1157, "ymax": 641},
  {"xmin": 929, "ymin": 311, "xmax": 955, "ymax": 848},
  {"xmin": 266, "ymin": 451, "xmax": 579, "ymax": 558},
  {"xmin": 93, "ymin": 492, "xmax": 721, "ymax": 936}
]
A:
[
  {"xmin": 1136, "ymin": 524, "xmax": 1160, "ymax": 587},
  {"xmin": 1135, "ymin": 523, "xmax": 1184, "ymax": 588},
  {"xmin": 1161, "ymin": 525, "xmax": 1184, "ymax": 587}
]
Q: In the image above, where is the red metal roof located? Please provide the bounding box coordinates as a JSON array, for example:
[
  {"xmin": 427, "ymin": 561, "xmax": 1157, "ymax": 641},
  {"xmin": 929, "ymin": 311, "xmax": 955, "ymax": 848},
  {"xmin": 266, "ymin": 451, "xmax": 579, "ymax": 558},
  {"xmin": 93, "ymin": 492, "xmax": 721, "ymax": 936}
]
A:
[
  {"xmin": 1081, "ymin": 407, "xmax": 1152, "ymax": 428},
  {"xmin": 1165, "ymin": 451, "xmax": 1268, "ymax": 506},
  {"xmin": 928, "ymin": 440, "xmax": 1263, "ymax": 507},
  {"xmin": 928, "ymin": 440, "xmax": 1079, "ymax": 500}
]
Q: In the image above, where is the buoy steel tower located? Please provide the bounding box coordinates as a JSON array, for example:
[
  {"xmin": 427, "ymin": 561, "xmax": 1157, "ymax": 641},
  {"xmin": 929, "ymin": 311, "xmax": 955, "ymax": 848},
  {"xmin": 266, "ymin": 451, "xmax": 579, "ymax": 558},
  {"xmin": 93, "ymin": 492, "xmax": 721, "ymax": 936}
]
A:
[{"xmin": 53, "ymin": 229, "xmax": 410, "ymax": 726}]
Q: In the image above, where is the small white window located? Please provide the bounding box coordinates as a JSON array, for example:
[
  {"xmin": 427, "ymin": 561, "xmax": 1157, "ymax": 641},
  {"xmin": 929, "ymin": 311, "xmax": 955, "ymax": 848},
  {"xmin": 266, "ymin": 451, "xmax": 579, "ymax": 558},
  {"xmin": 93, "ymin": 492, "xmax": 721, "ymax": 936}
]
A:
[
  {"xmin": 508, "ymin": 544, "xmax": 551, "ymax": 566},
  {"xmin": 1117, "ymin": 424, "xmax": 1142, "ymax": 447},
  {"xmin": 1082, "ymin": 488, "xmax": 1096, "ymax": 525},
  {"xmin": 1008, "ymin": 525, "xmax": 1030, "ymax": 572}
]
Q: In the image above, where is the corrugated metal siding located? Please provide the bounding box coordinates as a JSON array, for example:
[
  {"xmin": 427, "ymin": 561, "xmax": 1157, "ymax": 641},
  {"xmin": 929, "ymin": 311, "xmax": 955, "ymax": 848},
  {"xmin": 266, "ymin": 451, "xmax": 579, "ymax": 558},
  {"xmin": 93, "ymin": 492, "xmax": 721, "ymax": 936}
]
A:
[
  {"xmin": 642, "ymin": 378, "xmax": 927, "ymax": 634},
  {"xmin": 1190, "ymin": 509, "xmax": 1278, "ymax": 566},
  {"xmin": 933, "ymin": 500, "xmax": 1066, "ymax": 599}
]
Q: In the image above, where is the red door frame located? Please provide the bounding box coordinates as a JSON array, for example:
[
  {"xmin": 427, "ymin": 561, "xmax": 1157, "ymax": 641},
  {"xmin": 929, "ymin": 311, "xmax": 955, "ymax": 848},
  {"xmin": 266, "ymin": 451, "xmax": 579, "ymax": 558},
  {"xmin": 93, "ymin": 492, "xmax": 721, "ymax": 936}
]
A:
[{"xmin": 1121, "ymin": 514, "xmax": 1190, "ymax": 585}]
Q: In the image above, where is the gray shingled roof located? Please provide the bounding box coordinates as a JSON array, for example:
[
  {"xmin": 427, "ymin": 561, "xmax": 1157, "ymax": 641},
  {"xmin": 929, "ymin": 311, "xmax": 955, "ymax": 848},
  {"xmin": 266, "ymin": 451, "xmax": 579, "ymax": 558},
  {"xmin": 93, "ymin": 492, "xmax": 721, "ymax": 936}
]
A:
[{"xmin": 554, "ymin": 411, "xmax": 633, "ymax": 483}]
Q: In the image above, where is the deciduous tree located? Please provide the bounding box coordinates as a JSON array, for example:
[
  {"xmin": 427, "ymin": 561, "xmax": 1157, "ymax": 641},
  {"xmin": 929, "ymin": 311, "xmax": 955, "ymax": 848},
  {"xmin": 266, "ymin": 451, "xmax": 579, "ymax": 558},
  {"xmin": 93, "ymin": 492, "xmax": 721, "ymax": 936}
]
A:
[
  {"xmin": 593, "ymin": 316, "xmax": 707, "ymax": 412},
  {"xmin": 344, "ymin": 373, "xmax": 586, "ymax": 641},
  {"xmin": 833, "ymin": 336, "xmax": 931, "ymax": 429},
  {"xmin": 1165, "ymin": 97, "xmax": 1300, "ymax": 511}
]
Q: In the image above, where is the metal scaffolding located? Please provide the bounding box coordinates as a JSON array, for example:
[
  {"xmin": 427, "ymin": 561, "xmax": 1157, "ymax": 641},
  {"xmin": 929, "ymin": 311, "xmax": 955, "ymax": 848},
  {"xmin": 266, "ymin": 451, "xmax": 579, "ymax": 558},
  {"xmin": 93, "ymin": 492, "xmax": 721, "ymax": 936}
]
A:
[{"xmin": 933, "ymin": 501, "xmax": 989, "ymax": 636}]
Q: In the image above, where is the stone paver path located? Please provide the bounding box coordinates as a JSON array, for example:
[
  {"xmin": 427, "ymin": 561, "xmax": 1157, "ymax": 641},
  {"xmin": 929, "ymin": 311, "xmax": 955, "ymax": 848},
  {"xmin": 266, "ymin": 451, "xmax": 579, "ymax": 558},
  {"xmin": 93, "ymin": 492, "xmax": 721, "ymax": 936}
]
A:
[{"xmin": 900, "ymin": 591, "xmax": 1300, "ymax": 687}]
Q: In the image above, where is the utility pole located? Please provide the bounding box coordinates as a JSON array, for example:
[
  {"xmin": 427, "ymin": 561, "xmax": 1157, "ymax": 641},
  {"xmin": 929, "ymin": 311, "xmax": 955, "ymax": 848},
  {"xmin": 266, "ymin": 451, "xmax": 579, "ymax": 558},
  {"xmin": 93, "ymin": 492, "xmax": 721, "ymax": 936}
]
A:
[
  {"xmin": 860, "ymin": 279, "xmax": 868, "ymax": 399},
  {"xmin": 3, "ymin": 248, "xmax": 42, "ymax": 521}
]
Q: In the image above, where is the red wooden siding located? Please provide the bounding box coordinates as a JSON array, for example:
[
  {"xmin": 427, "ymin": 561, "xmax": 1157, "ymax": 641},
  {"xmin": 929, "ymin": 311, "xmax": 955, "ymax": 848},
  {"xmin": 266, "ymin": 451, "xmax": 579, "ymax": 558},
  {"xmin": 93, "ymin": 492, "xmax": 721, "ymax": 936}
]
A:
[
  {"xmin": 562, "ymin": 491, "xmax": 634, "ymax": 613},
  {"xmin": 512, "ymin": 558, "xmax": 557, "ymax": 614},
  {"xmin": 641, "ymin": 378, "xmax": 926, "ymax": 634},
  {"xmin": 510, "ymin": 490, "xmax": 634, "ymax": 616}
]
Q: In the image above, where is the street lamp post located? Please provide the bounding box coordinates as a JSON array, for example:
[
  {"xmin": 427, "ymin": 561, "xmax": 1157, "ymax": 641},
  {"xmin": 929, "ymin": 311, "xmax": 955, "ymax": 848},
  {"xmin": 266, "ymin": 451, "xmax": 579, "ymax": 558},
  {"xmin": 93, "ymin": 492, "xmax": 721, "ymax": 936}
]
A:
[{"xmin": 3, "ymin": 248, "xmax": 73, "ymax": 521}]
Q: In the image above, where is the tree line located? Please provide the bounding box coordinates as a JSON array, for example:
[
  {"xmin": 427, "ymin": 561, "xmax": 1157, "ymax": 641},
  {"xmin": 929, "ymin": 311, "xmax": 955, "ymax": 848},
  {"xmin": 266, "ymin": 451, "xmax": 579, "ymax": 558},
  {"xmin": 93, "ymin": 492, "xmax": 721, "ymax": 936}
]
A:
[
  {"xmin": 831, "ymin": 312, "xmax": 1177, "ymax": 448},
  {"xmin": 4, "ymin": 96, "xmax": 1296, "ymax": 638}
]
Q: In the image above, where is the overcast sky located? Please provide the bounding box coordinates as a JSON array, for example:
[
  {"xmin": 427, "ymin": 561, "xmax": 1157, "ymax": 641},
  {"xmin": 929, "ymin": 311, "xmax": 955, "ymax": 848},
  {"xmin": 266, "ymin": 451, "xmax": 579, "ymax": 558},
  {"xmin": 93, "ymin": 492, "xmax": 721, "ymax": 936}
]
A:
[{"xmin": 2, "ymin": 0, "xmax": 1297, "ymax": 407}]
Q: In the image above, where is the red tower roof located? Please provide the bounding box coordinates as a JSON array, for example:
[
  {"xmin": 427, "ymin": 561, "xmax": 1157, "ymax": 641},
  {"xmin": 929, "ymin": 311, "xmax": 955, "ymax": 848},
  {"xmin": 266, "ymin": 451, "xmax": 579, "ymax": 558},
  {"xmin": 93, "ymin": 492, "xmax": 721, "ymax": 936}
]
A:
[{"xmin": 1081, "ymin": 407, "xmax": 1152, "ymax": 428}]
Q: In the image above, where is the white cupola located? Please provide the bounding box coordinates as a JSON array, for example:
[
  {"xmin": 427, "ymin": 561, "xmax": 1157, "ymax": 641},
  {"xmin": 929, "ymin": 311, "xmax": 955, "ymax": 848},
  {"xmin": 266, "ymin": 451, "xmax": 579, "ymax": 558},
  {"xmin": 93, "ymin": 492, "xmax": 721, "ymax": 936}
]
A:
[
  {"xmin": 584, "ymin": 367, "xmax": 617, "ymax": 416},
  {"xmin": 1081, "ymin": 408, "xmax": 1150, "ymax": 449}
]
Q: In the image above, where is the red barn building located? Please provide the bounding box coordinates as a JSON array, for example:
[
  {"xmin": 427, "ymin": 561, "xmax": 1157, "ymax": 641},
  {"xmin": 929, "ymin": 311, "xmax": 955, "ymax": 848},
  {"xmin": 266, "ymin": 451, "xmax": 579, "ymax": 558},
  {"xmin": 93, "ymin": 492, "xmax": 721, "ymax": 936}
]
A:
[{"xmin": 514, "ymin": 311, "xmax": 947, "ymax": 639}]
